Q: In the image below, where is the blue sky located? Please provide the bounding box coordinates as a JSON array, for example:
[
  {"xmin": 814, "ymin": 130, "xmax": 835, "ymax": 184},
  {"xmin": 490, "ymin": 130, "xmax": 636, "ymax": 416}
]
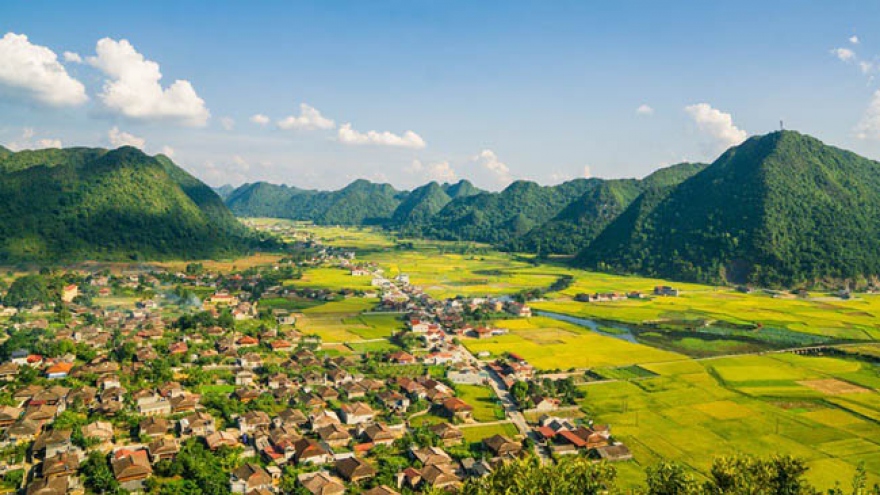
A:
[{"xmin": 1, "ymin": 1, "xmax": 879, "ymax": 189}]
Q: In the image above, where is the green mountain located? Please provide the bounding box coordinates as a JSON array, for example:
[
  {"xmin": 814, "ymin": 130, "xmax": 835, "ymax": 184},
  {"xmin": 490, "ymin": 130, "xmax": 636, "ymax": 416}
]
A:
[
  {"xmin": 226, "ymin": 179, "xmax": 404, "ymax": 225},
  {"xmin": 0, "ymin": 146, "xmax": 252, "ymax": 263},
  {"xmin": 507, "ymin": 162, "xmax": 707, "ymax": 255},
  {"xmin": 442, "ymin": 179, "xmax": 482, "ymax": 199},
  {"xmin": 226, "ymin": 182, "xmax": 306, "ymax": 218},
  {"xmin": 390, "ymin": 182, "xmax": 452, "ymax": 226},
  {"xmin": 213, "ymin": 184, "xmax": 236, "ymax": 200},
  {"xmin": 578, "ymin": 131, "xmax": 880, "ymax": 287},
  {"xmin": 420, "ymin": 179, "xmax": 597, "ymax": 244}
]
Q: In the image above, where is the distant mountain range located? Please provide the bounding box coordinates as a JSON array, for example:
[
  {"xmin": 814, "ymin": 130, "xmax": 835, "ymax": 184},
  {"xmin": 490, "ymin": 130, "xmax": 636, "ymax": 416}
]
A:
[
  {"xmin": 4, "ymin": 129, "xmax": 874, "ymax": 286},
  {"xmin": 219, "ymin": 131, "xmax": 880, "ymax": 287},
  {"xmin": 0, "ymin": 145, "xmax": 255, "ymax": 263}
]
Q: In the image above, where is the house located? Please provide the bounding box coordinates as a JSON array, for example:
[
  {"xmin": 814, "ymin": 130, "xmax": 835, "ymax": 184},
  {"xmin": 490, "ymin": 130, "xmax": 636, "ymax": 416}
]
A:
[
  {"xmin": 317, "ymin": 423, "xmax": 352, "ymax": 448},
  {"xmin": 0, "ymin": 405, "xmax": 23, "ymax": 427},
  {"xmin": 593, "ymin": 443, "xmax": 633, "ymax": 461},
  {"xmin": 530, "ymin": 396, "xmax": 561, "ymax": 412},
  {"xmin": 294, "ymin": 438, "xmax": 332, "ymax": 465},
  {"xmin": 230, "ymin": 463, "xmax": 274, "ymax": 494},
  {"xmin": 339, "ymin": 402, "xmax": 375, "ymax": 425},
  {"xmin": 335, "ymin": 456, "xmax": 377, "ymax": 483},
  {"xmin": 140, "ymin": 417, "xmax": 172, "ymax": 437},
  {"xmin": 363, "ymin": 487, "xmax": 400, "ymax": 495},
  {"xmin": 41, "ymin": 452, "xmax": 79, "ymax": 479},
  {"xmin": 417, "ymin": 464, "xmax": 461, "ymax": 490},
  {"xmin": 45, "ymin": 362, "xmax": 74, "ymax": 380},
  {"xmin": 33, "ymin": 429, "xmax": 72, "ymax": 459},
  {"xmin": 483, "ymin": 434, "xmax": 522, "ymax": 458},
  {"xmin": 206, "ymin": 431, "xmax": 240, "ymax": 450},
  {"xmin": 387, "ymin": 351, "xmax": 416, "ymax": 365},
  {"xmin": 298, "ymin": 471, "xmax": 345, "ymax": 495},
  {"xmin": 61, "ymin": 284, "xmax": 78, "ymax": 303},
  {"xmin": 309, "ymin": 410, "xmax": 341, "ymax": 430},
  {"xmin": 410, "ymin": 446, "xmax": 452, "ymax": 467},
  {"xmin": 81, "ymin": 421, "xmax": 114, "ymax": 443},
  {"xmin": 441, "ymin": 397, "xmax": 473, "ymax": 421},
  {"xmin": 654, "ymin": 285, "xmax": 679, "ymax": 297},
  {"xmin": 180, "ymin": 412, "xmax": 215, "ymax": 436},
  {"xmin": 239, "ymin": 410, "xmax": 271, "ymax": 434},
  {"xmin": 147, "ymin": 437, "xmax": 180, "ymax": 462},
  {"xmin": 137, "ymin": 396, "xmax": 171, "ymax": 416},
  {"xmin": 360, "ymin": 423, "xmax": 399, "ymax": 446},
  {"xmin": 429, "ymin": 423, "xmax": 464, "ymax": 446},
  {"xmin": 25, "ymin": 475, "xmax": 70, "ymax": 495},
  {"xmin": 112, "ymin": 449, "xmax": 153, "ymax": 491}
]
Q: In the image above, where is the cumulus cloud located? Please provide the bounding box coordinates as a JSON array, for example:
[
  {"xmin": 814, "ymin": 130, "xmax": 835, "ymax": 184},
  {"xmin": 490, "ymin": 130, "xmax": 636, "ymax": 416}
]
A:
[
  {"xmin": 108, "ymin": 126, "xmax": 146, "ymax": 149},
  {"xmin": 856, "ymin": 90, "xmax": 880, "ymax": 140},
  {"xmin": 473, "ymin": 149, "xmax": 512, "ymax": 184},
  {"xmin": 88, "ymin": 38, "xmax": 209, "ymax": 126},
  {"xmin": 277, "ymin": 104, "xmax": 335, "ymax": 131},
  {"xmin": 250, "ymin": 114, "xmax": 270, "ymax": 125},
  {"xmin": 851, "ymin": 35, "xmax": 860, "ymax": 45},
  {"xmin": 636, "ymin": 104, "xmax": 654, "ymax": 116},
  {"xmin": 5, "ymin": 127, "xmax": 63, "ymax": 151},
  {"xmin": 220, "ymin": 116, "xmax": 235, "ymax": 131},
  {"xmin": 338, "ymin": 123, "xmax": 426, "ymax": 149},
  {"xmin": 832, "ymin": 47, "xmax": 856, "ymax": 62},
  {"xmin": 0, "ymin": 32, "xmax": 88, "ymax": 107},
  {"xmin": 407, "ymin": 159, "xmax": 457, "ymax": 182},
  {"xmin": 160, "ymin": 145, "xmax": 175, "ymax": 157},
  {"xmin": 684, "ymin": 103, "xmax": 748, "ymax": 150},
  {"xmin": 63, "ymin": 51, "xmax": 82, "ymax": 63}
]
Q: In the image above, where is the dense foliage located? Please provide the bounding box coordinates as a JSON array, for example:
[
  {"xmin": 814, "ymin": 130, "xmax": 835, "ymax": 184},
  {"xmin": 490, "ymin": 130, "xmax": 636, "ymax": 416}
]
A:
[
  {"xmin": 579, "ymin": 131, "xmax": 880, "ymax": 287},
  {"xmin": 461, "ymin": 453, "xmax": 862, "ymax": 495},
  {"xmin": 0, "ymin": 146, "xmax": 255, "ymax": 263}
]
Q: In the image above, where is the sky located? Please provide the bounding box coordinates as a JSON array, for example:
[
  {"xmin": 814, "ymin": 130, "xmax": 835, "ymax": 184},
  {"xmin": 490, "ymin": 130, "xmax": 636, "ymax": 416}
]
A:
[{"xmin": 1, "ymin": 1, "xmax": 879, "ymax": 190}]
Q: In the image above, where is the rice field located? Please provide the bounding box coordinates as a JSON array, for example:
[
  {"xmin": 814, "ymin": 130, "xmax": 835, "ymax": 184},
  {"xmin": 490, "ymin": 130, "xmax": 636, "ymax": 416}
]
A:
[{"xmin": 462, "ymin": 317, "xmax": 685, "ymax": 370}]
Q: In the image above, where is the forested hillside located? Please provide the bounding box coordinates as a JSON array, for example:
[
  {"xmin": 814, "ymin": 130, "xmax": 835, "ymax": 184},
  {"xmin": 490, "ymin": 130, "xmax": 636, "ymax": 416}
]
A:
[
  {"xmin": 579, "ymin": 131, "xmax": 880, "ymax": 286},
  {"xmin": 0, "ymin": 146, "xmax": 254, "ymax": 263}
]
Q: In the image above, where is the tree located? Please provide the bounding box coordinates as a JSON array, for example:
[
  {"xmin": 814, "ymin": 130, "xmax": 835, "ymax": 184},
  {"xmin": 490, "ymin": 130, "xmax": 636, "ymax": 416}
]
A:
[
  {"xmin": 81, "ymin": 451, "xmax": 121, "ymax": 495},
  {"xmin": 4, "ymin": 274, "xmax": 53, "ymax": 308}
]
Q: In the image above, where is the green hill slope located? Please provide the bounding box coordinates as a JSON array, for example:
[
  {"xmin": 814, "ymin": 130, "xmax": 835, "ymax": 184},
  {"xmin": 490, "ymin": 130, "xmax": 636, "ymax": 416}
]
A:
[
  {"xmin": 578, "ymin": 131, "xmax": 880, "ymax": 286},
  {"xmin": 0, "ymin": 146, "xmax": 252, "ymax": 263}
]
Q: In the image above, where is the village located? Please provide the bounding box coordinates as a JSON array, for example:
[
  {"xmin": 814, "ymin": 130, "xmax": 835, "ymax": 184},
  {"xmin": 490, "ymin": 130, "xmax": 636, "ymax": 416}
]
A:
[{"xmin": 0, "ymin": 239, "xmax": 631, "ymax": 495}]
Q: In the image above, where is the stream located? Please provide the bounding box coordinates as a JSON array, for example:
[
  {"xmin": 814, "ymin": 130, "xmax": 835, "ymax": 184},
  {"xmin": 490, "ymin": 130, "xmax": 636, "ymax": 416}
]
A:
[{"xmin": 535, "ymin": 311, "xmax": 640, "ymax": 344}]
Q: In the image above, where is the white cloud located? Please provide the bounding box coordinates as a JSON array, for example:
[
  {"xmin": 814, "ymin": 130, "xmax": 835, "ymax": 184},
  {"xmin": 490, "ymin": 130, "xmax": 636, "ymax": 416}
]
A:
[
  {"xmin": 88, "ymin": 38, "xmax": 209, "ymax": 126},
  {"xmin": 250, "ymin": 114, "xmax": 270, "ymax": 125},
  {"xmin": 684, "ymin": 103, "xmax": 747, "ymax": 150},
  {"xmin": 160, "ymin": 145, "xmax": 175, "ymax": 157},
  {"xmin": 0, "ymin": 32, "xmax": 88, "ymax": 107},
  {"xmin": 36, "ymin": 138, "xmax": 62, "ymax": 149},
  {"xmin": 583, "ymin": 165, "xmax": 592, "ymax": 178},
  {"xmin": 851, "ymin": 35, "xmax": 860, "ymax": 45},
  {"xmin": 277, "ymin": 103, "xmax": 335, "ymax": 131},
  {"xmin": 860, "ymin": 61, "xmax": 875, "ymax": 74},
  {"xmin": 636, "ymin": 104, "xmax": 654, "ymax": 116},
  {"xmin": 220, "ymin": 116, "xmax": 235, "ymax": 131},
  {"xmin": 833, "ymin": 47, "xmax": 856, "ymax": 62},
  {"xmin": 107, "ymin": 126, "xmax": 146, "ymax": 149},
  {"xmin": 408, "ymin": 159, "xmax": 457, "ymax": 182},
  {"xmin": 856, "ymin": 90, "xmax": 880, "ymax": 140},
  {"xmin": 338, "ymin": 123, "xmax": 426, "ymax": 149},
  {"xmin": 63, "ymin": 51, "xmax": 82, "ymax": 63},
  {"xmin": 473, "ymin": 149, "xmax": 511, "ymax": 184},
  {"xmin": 5, "ymin": 127, "xmax": 63, "ymax": 151}
]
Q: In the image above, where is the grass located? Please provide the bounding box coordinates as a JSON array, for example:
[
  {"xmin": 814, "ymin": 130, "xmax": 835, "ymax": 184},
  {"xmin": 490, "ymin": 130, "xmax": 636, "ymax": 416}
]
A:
[
  {"xmin": 460, "ymin": 422, "xmax": 520, "ymax": 443},
  {"xmin": 455, "ymin": 385, "xmax": 504, "ymax": 422}
]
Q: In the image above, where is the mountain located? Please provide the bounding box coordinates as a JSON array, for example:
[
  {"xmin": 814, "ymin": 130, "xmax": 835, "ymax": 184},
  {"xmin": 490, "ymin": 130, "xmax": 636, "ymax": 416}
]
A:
[
  {"xmin": 0, "ymin": 146, "xmax": 253, "ymax": 263},
  {"xmin": 420, "ymin": 179, "xmax": 597, "ymax": 244},
  {"xmin": 226, "ymin": 182, "xmax": 306, "ymax": 218},
  {"xmin": 510, "ymin": 163, "xmax": 707, "ymax": 255},
  {"xmin": 213, "ymin": 184, "xmax": 236, "ymax": 200},
  {"xmin": 390, "ymin": 182, "xmax": 452, "ymax": 226},
  {"xmin": 578, "ymin": 131, "xmax": 880, "ymax": 286},
  {"xmin": 442, "ymin": 179, "xmax": 482, "ymax": 199},
  {"xmin": 225, "ymin": 179, "xmax": 404, "ymax": 225}
]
